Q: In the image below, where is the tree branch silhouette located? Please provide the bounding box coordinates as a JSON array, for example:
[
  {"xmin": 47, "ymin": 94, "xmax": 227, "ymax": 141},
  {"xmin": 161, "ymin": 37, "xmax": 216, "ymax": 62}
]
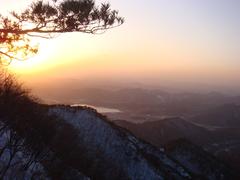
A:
[{"xmin": 0, "ymin": 0, "xmax": 124, "ymax": 64}]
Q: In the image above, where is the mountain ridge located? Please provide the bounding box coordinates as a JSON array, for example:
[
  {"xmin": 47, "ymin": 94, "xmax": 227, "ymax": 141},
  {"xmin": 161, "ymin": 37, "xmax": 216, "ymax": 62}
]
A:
[{"xmin": 0, "ymin": 101, "xmax": 238, "ymax": 179}]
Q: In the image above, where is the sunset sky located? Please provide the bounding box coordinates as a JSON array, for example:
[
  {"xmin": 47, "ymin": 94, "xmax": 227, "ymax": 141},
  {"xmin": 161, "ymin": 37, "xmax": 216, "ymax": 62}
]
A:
[{"xmin": 1, "ymin": 0, "xmax": 240, "ymax": 93}]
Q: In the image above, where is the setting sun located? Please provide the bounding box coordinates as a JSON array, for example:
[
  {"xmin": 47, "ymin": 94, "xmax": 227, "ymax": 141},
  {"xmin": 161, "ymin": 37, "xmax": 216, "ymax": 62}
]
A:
[
  {"xmin": 8, "ymin": 39, "xmax": 53, "ymax": 74},
  {"xmin": 1, "ymin": 0, "xmax": 240, "ymax": 179}
]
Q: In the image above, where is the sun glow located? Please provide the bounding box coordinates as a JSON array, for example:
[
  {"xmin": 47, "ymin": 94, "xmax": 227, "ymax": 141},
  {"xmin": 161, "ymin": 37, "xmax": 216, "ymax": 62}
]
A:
[{"xmin": 8, "ymin": 38, "xmax": 57, "ymax": 75}]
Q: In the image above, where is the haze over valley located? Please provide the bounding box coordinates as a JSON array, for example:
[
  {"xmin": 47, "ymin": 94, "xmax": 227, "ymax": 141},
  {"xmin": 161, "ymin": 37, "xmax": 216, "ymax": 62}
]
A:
[{"xmin": 1, "ymin": 0, "xmax": 240, "ymax": 179}]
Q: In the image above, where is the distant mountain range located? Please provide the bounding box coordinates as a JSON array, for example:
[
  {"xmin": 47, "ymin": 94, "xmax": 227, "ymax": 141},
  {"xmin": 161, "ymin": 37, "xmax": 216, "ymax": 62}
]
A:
[
  {"xmin": 190, "ymin": 103, "xmax": 240, "ymax": 127},
  {"xmin": 1, "ymin": 80, "xmax": 240, "ymax": 179},
  {"xmin": 114, "ymin": 103, "xmax": 240, "ymax": 174},
  {"xmin": 115, "ymin": 117, "xmax": 214, "ymax": 146},
  {"xmin": 38, "ymin": 87, "xmax": 240, "ymax": 123},
  {"xmin": 0, "ymin": 104, "xmax": 238, "ymax": 179}
]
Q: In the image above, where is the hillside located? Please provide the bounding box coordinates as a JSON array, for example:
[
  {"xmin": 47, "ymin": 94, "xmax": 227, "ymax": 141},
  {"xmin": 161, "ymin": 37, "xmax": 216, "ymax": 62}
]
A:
[
  {"xmin": 115, "ymin": 115, "xmax": 240, "ymax": 174},
  {"xmin": 190, "ymin": 104, "xmax": 240, "ymax": 127},
  {"xmin": 0, "ymin": 102, "xmax": 238, "ymax": 179},
  {"xmin": 115, "ymin": 117, "xmax": 214, "ymax": 146},
  {"xmin": 165, "ymin": 139, "xmax": 236, "ymax": 179},
  {"xmin": 0, "ymin": 74, "xmax": 238, "ymax": 179},
  {"xmin": 49, "ymin": 105, "xmax": 192, "ymax": 179}
]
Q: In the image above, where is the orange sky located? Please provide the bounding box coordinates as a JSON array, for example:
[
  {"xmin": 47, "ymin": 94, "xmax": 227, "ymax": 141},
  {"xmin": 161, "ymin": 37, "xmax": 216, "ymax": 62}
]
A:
[{"xmin": 1, "ymin": 0, "xmax": 240, "ymax": 93}]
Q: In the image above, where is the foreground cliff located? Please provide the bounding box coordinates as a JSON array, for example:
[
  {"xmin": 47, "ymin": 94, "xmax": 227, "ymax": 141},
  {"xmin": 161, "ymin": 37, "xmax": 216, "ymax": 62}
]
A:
[
  {"xmin": 50, "ymin": 105, "xmax": 193, "ymax": 180},
  {"xmin": 0, "ymin": 99, "xmax": 238, "ymax": 179},
  {"xmin": 49, "ymin": 105, "xmax": 238, "ymax": 180}
]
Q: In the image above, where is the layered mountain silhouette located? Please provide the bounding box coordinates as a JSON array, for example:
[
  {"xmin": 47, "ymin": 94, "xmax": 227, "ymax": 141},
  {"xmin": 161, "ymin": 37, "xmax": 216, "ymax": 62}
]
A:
[
  {"xmin": 115, "ymin": 104, "xmax": 240, "ymax": 175},
  {"xmin": 0, "ymin": 103, "xmax": 238, "ymax": 179}
]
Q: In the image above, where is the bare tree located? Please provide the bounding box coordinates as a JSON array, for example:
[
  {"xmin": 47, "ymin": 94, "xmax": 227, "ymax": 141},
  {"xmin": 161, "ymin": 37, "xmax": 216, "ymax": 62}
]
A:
[{"xmin": 0, "ymin": 0, "xmax": 124, "ymax": 64}]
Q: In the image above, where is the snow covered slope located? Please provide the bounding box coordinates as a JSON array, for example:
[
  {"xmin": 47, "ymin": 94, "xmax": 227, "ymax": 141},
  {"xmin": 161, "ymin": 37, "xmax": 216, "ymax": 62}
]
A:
[
  {"xmin": 165, "ymin": 139, "xmax": 238, "ymax": 180},
  {"xmin": 50, "ymin": 105, "xmax": 191, "ymax": 180},
  {"xmin": 0, "ymin": 121, "xmax": 48, "ymax": 180},
  {"xmin": 0, "ymin": 104, "xmax": 237, "ymax": 179}
]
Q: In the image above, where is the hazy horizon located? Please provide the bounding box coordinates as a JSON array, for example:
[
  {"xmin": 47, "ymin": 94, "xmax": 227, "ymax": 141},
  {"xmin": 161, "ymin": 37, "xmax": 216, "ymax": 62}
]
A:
[
  {"xmin": 1, "ymin": 0, "xmax": 240, "ymax": 97},
  {"xmin": 19, "ymin": 76, "xmax": 240, "ymax": 100},
  {"xmin": 1, "ymin": 2, "xmax": 240, "ymax": 178}
]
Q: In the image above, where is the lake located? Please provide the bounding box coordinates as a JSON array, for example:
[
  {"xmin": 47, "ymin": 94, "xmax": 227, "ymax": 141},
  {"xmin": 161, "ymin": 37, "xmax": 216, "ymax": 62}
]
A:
[{"xmin": 71, "ymin": 104, "xmax": 121, "ymax": 113}]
